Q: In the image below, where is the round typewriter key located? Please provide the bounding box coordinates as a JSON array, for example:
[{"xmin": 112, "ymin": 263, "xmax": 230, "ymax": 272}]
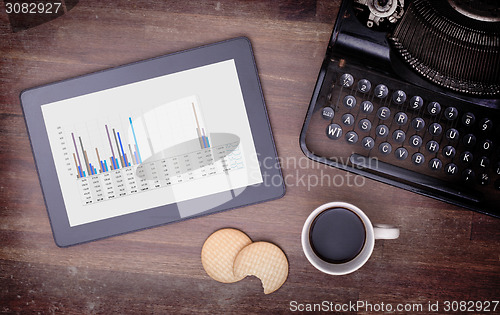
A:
[
  {"xmin": 480, "ymin": 118, "xmax": 493, "ymax": 132},
  {"xmin": 340, "ymin": 73, "xmax": 354, "ymax": 88},
  {"xmin": 409, "ymin": 135, "xmax": 423, "ymax": 148},
  {"xmin": 426, "ymin": 140, "xmax": 439, "ymax": 153},
  {"xmin": 427, "ymin": 102, "xmax": 441, "ymax": 115},
  {"xmin": 341, "ymin": 113, "xmax": 354, "ymax": 126},
  {"xmin": 442, "ymin": 146, "xmax": 456, "ymax": 159},
  {"xmin": 394, "ymin": 112, "xmax": 408, "ymax": 126},
  {"xmin": 374, "ymin": 84, "xmax": 388, "ymax": 98},
  {"xmin": 321, "ymin": 107, "xmax": 335, "ymax": 120},
  {"xmin": 361, "ymin": 101, "xmax": 374, "ymax": 114},
  {"xmin": 362, "ymin": 137, "xmax": 375, "ymax": 150},
  {"xmin": 429, "ymin": 158, "xmax": 442, "ymax": 171},
  {"xmin": 428, "ymin": 123, "xmax": 442, "ymax": 136},
  {"xmin": 478, "ymin": 173, "xmax": 490, "ymax": 186},
  {"xmin": 462, "ymin": 169, "xmax": 475, "ymax": 183},
  {"xmin": 392, "ymin": 130, "xmax": 406, "ymax": 143},
  {"xmin": 411, "ymin": 117, "xmax": 425, "ymax": 131},
  {"xmin": 445, "ymin": 163, "xmax": 458, "ymax": 175},
  {"xmin": 495, "ymin": 162, "xmax": 500, "ymax": 175},
  {"xmin": 326, "ymin": 124, "xmax": 343, "ymax": 140},
  {"xmin": 446, "ymin": 128, "xmax": 459, "ymax": 141},
  {"xmin": 379, "ymin": 142, "xmax": 392, "ymax": 155},
  {"xmin": 462, "ymin": 112, "xmax": 475, "ymax": 127},
  {"xmin": 345, "ymin": 131, "xmax": 359, "ymax": 144},
  {"xmin": 460, "ymin": 151, "xmax": 473, "ymax": 164},
  {"xmin": 410, "ymin": 96, "xmax": 423, "ymax": 110},
  {"xmin": 463, "ymin": 134, "xmax": 476, "ymax": 148},
  {"xmin": 481, "ymin": 139, "xmax": 493, "ymax": 152},
  {"xmin": 395, "ymin": 147, "xmax": 408, "ymax": 160},
  {"xmin": 412, "ymin": 153, "xmax": 425, "ymax": 165},
  {"xmin": 377, "ymin": 107, "xmax": 391, "ymax": 120},
  {"xmin": 478, "ymin": 156, "xmax": 490, "ymax": 168},
  {"xmin": 392, "ymin": 90, "xmax": 407, "ymax": 105},
  {"xmin": 343, "ymin": 95, "xmax": 357, "ymax": 109},
  {"xmin": 357, "ymin": 79, "xmax": 371, "ymax": 93},
  {"xmin": 375, "ymin": 125, "xmax": 389, "ymax": 138},
  {"xmin": 444, "ymin": 107, "xmax": 458, "ymax": 120},
  {"xmin": 376, "ymin": 124, "xmax": 389, "ymax": 137},
  {"xmin": 359, "ymin": 119, "xmax": 372, "ymax": 132}
]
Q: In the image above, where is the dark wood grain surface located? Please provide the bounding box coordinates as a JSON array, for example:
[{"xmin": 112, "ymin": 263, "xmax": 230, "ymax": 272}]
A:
[{"xmin": 1, "ymin": 1, "xmax": 499, "ymax": 314}]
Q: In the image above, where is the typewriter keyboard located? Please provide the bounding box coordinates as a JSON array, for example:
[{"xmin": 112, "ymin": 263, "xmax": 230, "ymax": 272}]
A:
[{"xmin": 302, "ymin": 60, "xmax": 500, "ymax": 217}]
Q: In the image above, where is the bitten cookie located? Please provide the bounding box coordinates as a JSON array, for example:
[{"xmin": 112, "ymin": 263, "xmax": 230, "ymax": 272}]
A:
[
  {"xmin": 233, "ymin": 241, "xmax": 289, "ymax": 294},
  {"xmin": 201, "ymin": 228, "xmax": 252, "ymax": 283}
]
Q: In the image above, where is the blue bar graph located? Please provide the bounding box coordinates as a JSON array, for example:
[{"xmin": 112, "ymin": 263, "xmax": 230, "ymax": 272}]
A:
[
  {"xmin": 129, "ymin": 117, "xmax": 142, "ymax": 163},
  {"xmin": 71, "ymin": 105, "xmax": 210, "ymax": 179}
]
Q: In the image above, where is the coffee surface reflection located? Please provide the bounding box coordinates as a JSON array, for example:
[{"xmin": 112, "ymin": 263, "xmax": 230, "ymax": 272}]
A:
[{"xmin": 309, "ymin": 207, "xmax": 366, "ymax": 263}]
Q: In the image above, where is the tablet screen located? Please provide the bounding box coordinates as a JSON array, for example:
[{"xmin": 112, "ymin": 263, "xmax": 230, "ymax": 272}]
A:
[{"xmin": 41, "ymin": 59, "xmax": 263, "ymax": 227}]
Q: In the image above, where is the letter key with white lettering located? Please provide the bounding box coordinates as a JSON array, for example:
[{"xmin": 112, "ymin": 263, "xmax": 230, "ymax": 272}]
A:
[{"xmin": 326, "ymin": 124, "xmax": 343, "ymax": 140}]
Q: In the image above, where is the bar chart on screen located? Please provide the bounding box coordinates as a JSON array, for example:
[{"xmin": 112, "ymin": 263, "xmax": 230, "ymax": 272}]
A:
[
  {"xmin": 55, "ymin": 96, "xmax": 244, "ymax": 206},
  {"xmin": 39, "ymin": 59, "xmax": 263, "ymax": 227}
]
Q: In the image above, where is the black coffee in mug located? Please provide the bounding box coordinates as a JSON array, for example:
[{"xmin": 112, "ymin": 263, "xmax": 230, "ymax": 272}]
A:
[{"xmin": 309, "ymin": 207, "xmax": 366, "ymax": 264}]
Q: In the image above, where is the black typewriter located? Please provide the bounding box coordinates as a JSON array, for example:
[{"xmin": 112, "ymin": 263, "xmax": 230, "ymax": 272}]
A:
[{"xmin": 300, "ymin": 0, "xmax": 500, "ymax": 217}]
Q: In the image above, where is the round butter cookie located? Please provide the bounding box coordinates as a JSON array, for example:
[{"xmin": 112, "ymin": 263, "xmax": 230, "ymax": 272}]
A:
[
  {"xmin": 233, "ymin": 241, "xmax": 288, "ymax": 294},
  {"xmin": 201, "ymin": 228, "xmax": 252, "ymax": 283}
]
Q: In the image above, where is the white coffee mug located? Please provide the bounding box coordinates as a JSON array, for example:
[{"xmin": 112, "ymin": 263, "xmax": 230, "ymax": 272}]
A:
[{"xmin": 301, "ymin": 202, "xmax": 399, "ymax": 275}]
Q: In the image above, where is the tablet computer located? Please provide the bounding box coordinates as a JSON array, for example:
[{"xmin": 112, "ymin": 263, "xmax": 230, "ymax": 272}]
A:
[{"xmin": 21, "ymin": 37, "xmax": 285, "ymax": 247}]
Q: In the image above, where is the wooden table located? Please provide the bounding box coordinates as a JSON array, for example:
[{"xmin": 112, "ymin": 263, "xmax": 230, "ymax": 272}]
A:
[{"xmin": 1, "ymin": 1, "xmax": 499, "ymax": 313}]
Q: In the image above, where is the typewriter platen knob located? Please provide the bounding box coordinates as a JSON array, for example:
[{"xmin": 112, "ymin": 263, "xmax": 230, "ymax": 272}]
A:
[{"xmin": 354, "ymin": 0, "xmax": 405, "ymax": 28}]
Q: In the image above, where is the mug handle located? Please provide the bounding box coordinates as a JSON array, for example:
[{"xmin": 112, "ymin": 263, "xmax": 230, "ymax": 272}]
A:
[{"xmin": 373, "ymin": 224, "xmax": 400, "ymax": 239}]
